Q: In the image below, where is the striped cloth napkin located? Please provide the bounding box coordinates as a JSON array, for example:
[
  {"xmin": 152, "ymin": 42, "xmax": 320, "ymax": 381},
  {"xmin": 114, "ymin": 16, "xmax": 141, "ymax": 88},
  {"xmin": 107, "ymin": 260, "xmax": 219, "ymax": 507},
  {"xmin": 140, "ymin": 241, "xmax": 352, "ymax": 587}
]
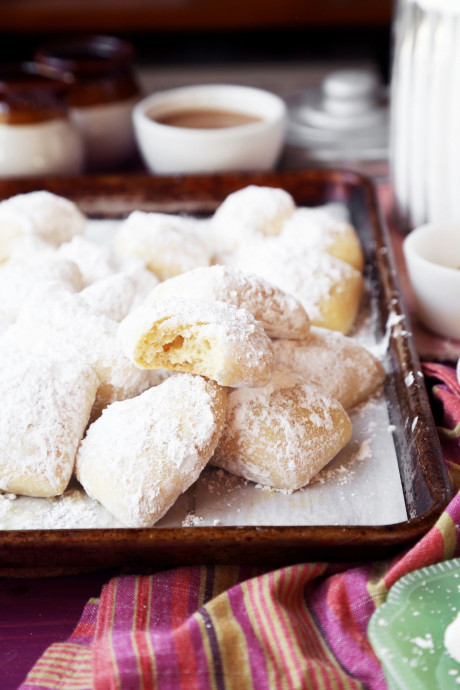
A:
[{"xmin": 19, "ymin": 363, "xmax": 460, "ymax": 690}]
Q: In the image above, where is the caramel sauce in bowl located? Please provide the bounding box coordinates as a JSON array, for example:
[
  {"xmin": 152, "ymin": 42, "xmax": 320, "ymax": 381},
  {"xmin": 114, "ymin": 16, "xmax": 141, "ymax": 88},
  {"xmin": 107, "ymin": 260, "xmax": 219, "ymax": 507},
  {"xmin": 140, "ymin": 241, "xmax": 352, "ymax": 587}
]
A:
[
  {"xmin": 151, "ymin": 108, "xmax": 263, "ymax": 130},
  {"xmin": 134, "ymin": 84, "xmax": 287, "ymax": 174}
]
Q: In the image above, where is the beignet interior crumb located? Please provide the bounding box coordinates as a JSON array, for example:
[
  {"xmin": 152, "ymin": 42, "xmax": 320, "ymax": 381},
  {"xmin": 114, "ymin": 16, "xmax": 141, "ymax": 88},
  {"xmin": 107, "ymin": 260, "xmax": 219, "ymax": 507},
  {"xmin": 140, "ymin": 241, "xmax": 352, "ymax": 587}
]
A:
[{"xmin": 119, "ymin": 297, "xmax": 275, "ymax": 388}]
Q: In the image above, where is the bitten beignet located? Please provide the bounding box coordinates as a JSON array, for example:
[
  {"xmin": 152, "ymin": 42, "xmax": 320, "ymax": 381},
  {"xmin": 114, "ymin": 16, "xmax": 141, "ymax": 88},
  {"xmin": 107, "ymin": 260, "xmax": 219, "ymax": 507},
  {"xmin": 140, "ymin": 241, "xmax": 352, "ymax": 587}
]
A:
[
  {"xmin": 146, "ymin": 265, "xmax": 310, "ymax": 339},
  {"xmin": 118, "ymin": 296, "xmax": 275, "ymax": 387},
  {"xmin": 272, "ymin": 327, "xmax": 385, "ymax": 409},
  {"xmin": 76, "ymin": 374, "xmax": 227, "ymax": 527},
  {"xmin": 212, "ymin": 366, "xmax": 352, "ymax": 491}
]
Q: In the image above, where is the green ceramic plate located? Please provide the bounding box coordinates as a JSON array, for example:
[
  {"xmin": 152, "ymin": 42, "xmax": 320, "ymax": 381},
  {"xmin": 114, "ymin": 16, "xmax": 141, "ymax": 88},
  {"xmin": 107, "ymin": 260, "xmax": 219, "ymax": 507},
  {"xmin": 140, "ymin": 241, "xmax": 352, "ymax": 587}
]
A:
[{"xmin": 368, "ymin": 558, "xmax": 460, "ymax": 689}]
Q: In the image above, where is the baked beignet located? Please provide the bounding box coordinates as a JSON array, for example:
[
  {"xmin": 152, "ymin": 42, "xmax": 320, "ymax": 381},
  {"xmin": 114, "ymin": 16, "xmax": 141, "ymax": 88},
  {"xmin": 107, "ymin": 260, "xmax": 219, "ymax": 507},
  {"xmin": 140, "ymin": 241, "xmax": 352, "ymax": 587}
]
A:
[
  {"xmin": 212, "ymin": 366, "xmax": 352, "ymax": 491},
  {"xmin": 58, "ymin": 236, "xmax": 159, "ymax": 304},
  {"xmin": 210, "ymin": 185, "xmax": 295, "ymax": 255},
  {"xmin": 79, "ymin": 273, "xmax": 136, "ymax": 322},
  {"xmin": 0, "ymin": 190, "xmax": 85, "ymax": 260},
  {"xmin": 118, "ymin": 296, "xmax": 275, "ymax": 387},
  {"xmin": 0, "ymin": 251, "xmax": 82, "ymax": 323},
  {"xmin": 58, "ymin": 235, "xmax": 119, "ymax": 286},
  {"xmin": 0, "ymin": 349, "xmax": 98, "ymax": 497},
  {"xmin": 8, "ymin": 285, "xmax": 162, "ymax": 419},
  {"xmin": 281, "ymin": 207, "xmax": 364, "ymax": 272},
  {"xmin": 273, "ymin": 326, "xmax": 385, "ymax": 409},
  {"xmin": 146, "ymin": 264, "xmax": 310, "ymax": 339},
  {"xmin": 233, "ymin": 240, "xmax": 363, "ymax": 334},
  {"xmin": 76, "ymin": 374, "xmax": 227, "ymax": 527},
  {"xmin": 114, "ymin": 210, "xmax": 210, "ymax": 280}
]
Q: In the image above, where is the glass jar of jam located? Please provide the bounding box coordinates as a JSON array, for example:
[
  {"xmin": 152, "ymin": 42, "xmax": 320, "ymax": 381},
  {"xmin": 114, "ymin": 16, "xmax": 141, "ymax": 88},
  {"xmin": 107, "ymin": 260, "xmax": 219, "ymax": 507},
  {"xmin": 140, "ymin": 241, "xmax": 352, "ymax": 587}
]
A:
[
  {"xmin": 35, "ymin": 35, "xmax": 141, "ymax": 171},
  {"xmin": 0, "ymin": 62, "xmax": 84, "ymax": 178}
]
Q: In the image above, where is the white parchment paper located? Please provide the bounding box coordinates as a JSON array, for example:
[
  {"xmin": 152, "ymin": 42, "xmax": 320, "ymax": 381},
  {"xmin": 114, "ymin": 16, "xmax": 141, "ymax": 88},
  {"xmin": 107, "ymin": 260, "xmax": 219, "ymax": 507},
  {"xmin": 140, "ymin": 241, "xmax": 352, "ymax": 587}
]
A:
[{"xmin": 0, "ymin": 216, "xmax": 408, "ymax": 530}]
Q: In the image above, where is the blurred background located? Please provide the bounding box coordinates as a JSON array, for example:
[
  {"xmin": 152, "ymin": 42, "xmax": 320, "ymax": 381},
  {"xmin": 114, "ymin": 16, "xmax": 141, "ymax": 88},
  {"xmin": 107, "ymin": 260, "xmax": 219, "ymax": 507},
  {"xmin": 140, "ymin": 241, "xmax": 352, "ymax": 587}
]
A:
[
  {"xmin": 0, "ymin": 0, "xmax": 395, "ymax": 178},
  {"xmin": 0, "ymin": 0, "xmax": 392, "ymax": 79}
]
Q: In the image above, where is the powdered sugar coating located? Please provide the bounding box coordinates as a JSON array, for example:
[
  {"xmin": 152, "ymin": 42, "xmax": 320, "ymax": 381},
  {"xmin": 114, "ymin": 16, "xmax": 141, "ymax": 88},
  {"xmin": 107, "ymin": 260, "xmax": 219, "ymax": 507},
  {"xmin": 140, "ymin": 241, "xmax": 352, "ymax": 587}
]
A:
[
  {"xmin": 116, "ymin": 255, "xmax": 159, "ymax": 309},
  {"xmin": 8, "ymin": 284, "xmax": 162, "ymax": 419},
  {"xmin": 146, "ymin": 264, "xmax": 310, "ymax": 339},
  {"xmin": 281, "ymin": 207, "xmax": 364, "ymax": 272},
  {"xmin": 76, "ymin": 374, "xmax": 227, "ymax": 527},
  {"xmin": 273, "ymin": 326, "xmax": 385, "ymax": 409},
  {"xmin": 0, "ymin": 348, "xmax": 98, "ymax": 497},
  {"xmin": 0, "ymin": 191, "xmax": 86, "ymax": 259},
  {"xmin": 0, "ymin": 250, "xmax": 82, "ymax": 323},
  {"xmin": 4, "ymin": 235, "xmax": 51, "ymax": 261},
  {"xmin": 212, "ymin": 366, "xmax": 352, "ymax": 491},
  {"xmin": 0, "ymin": 310, "xmax": 11, "ymax": 336},
  {"xmin": 115, "ymin": 210, "xmax": 211, "ymax": 280},
  {"xmin": 233, "ymin": 239, "xmax": 363, "ymax": 333},
  {"xmin": 58, "ymin": 235, "xmax": 119, "ymax": 286},
  {"xmin": 118, "ymin": 296, "xmax": 275, "ymax": 387},
  {"xmin": 210, "ymin": 185, "xmax": 295, "ymax": 255},
  {"xmin": 0, "ymin": 207, "xmax": 33, "ymax": 262},
  {"xmin": 445, "ymin": 611, "xmax": 460, "ymax": 664},
  {"xmin": 58, "ymin": 236, "xmax": 159, "ymax": 303},
  {"xmin": 79, "ymin": 274, "xmax": 136, "ymax": 322}
]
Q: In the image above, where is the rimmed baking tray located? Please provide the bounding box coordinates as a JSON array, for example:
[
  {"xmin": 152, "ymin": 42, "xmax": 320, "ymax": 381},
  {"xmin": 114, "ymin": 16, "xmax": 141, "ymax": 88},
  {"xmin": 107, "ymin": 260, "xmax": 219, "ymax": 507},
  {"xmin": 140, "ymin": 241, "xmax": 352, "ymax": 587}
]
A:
[{"xmin": 0, "ymin": 169, "xmax": 452, "ymax": 567}]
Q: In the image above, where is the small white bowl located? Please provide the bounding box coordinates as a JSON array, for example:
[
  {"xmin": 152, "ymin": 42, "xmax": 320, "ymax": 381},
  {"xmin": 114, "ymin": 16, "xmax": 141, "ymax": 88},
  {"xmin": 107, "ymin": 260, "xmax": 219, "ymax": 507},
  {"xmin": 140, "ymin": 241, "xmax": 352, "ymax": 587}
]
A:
[
  {"xmin": 403, "ymin": 221, "xmax": 460, "ymax": 340},
  {"xmin": 132, "ymin": 84, "xmax": 286, "ymax": 175}
]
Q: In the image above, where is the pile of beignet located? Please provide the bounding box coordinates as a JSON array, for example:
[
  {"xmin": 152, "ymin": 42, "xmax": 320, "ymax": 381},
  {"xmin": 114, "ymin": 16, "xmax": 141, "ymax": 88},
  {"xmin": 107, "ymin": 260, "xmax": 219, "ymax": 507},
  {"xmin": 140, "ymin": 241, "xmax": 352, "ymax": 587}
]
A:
[{"xmin": 0, "ymin": 185, "xmax": 384, "ymax": 527}]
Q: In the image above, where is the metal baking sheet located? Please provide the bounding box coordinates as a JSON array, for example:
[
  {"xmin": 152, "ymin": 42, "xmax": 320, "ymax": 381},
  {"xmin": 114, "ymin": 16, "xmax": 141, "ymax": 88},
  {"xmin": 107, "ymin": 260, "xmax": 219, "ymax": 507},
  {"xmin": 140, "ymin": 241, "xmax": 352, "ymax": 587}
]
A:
[{"xmin": 0, "ymin": 169, "xmax": 452, "ymax": 567}]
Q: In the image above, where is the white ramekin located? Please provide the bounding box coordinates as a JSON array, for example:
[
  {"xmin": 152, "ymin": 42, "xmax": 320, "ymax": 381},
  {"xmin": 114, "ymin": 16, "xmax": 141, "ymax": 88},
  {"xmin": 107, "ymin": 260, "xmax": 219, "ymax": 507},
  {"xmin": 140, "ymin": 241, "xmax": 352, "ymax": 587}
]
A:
[
  {"xmin": 403, "ymin": 221, "xmax": 460, "ymax": 340},
  {"xmin": 132, "ymin": 84, "xmax": 286, "ymax": 175}
]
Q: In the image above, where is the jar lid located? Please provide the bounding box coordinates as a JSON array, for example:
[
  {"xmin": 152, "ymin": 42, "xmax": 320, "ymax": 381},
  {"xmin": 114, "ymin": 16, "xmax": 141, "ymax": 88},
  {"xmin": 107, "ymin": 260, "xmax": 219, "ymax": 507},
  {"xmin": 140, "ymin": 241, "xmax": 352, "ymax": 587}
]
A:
[
  {"xmin": 35, "ymin": 35, "xmax": 135, "ymax": 79},
  {"xmin": 0, "ymin": 62, "xmax": 73, "ymax": 124},
  {"xmin": 0, "ymin": 61, "xmax": 73, "ymax": 95}
]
